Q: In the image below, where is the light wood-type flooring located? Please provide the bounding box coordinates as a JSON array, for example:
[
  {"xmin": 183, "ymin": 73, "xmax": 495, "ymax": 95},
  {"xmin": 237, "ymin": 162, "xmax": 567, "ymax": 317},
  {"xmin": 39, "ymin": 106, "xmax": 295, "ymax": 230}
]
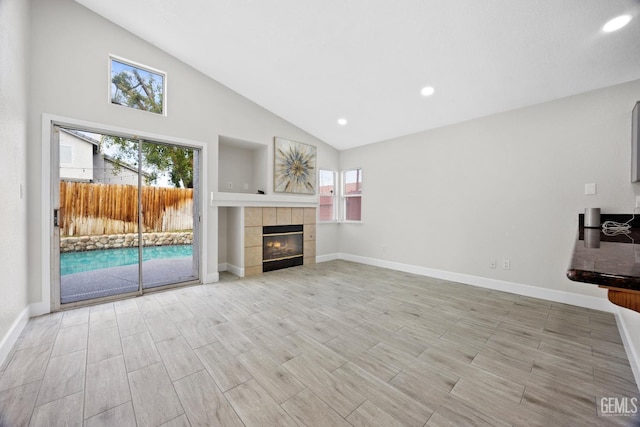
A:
[{"xmin": 1, "ymin": 260, "xmax": 639, "ymax": 426}]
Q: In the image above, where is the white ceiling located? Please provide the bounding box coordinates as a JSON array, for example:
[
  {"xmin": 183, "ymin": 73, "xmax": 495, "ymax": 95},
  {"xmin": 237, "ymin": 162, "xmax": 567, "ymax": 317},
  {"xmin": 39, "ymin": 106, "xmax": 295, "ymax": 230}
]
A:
[{"xmin": 75, "ymin": 0, "xmax": 640, "ymax": 150}]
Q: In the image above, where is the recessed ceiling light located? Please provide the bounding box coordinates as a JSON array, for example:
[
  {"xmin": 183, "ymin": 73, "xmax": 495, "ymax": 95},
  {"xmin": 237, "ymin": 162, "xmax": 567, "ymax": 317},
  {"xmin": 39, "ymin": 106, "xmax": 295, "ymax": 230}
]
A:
[
  {"xmin": 421, "ymin": 86, "xmax": 435, "ymax": 97},
  {"xmin": 337, "ymin": 118, "xmax": 347, "ymax": 126},
  {"xmin": 603, "ymin": 15, "xmax": 632, "ymax": 32}
]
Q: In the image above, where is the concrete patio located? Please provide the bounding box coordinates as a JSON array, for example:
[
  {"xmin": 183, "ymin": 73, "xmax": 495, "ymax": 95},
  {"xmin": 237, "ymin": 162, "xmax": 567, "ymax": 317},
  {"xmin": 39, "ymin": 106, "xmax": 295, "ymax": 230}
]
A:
[{"xmin": 61, "ymin": 257, "xmax": 196, "ymax": 304}]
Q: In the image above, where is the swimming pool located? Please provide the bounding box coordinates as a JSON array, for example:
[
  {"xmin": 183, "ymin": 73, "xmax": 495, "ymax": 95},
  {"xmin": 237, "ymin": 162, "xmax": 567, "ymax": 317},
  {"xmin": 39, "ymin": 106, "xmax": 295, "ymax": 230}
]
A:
[{"xmin": 61, "ymin": 245, "xmax": 192, "ymax": 275}]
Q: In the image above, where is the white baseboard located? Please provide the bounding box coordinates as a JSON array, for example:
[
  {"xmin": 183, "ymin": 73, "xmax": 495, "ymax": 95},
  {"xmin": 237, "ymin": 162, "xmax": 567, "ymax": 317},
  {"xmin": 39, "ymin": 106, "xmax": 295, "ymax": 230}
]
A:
[
  {"xmin": 224, "ymin": 264, "xmax": 243, "ymax": 278},
  {"xmin": 204, "ymin": 272, "xmax": 220, "ymax": 284},
  {"xmin": 316, "ymin": 253, "xmax": 340, "ymax": 263},
  {"xmin": 615, "ymin": 308, "xmax": 640, "ymax": 392},
  {"xmin": 29, "ymin": 302, "xmax": 50, "ymax": 318},
  {"xmin": 0, "ymin": 306, "xmax": 30, "ymax": 369},
  {"xmin": 338, "ymin": 253, "xmax": 613, "ymax": 312}
]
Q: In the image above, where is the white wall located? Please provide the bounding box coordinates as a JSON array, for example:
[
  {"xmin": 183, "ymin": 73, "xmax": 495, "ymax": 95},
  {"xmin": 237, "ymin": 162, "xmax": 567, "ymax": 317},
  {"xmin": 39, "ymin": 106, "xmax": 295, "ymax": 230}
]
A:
[
  {"xmin": 26, "ymin": 0, "xmax": 339, "ymax": 307},
  {"xmin": 227, "ymin": 208, "xmax": 243, "ymax": 273},
  {"xmin": 218, "ymin": 143, "xmax": 259, "ymax": 193},
  {"xmin": 0, "ymin": 0, "xmax": 30, "ymax": 362},
  {"xmin": 339, "ymin": 79, "xmax": 640, "ymax": 380},
  {"xmin": 340, "ymin": 80, "xmax": 640, "ymax": 295}
]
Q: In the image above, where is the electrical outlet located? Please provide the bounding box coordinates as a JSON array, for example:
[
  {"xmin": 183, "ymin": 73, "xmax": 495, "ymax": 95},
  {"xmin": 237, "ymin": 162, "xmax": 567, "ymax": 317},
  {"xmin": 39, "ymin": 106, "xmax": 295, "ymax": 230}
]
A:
[
  {"xmin": 244, "ymin": 183, "xmax": 249, "ymax": 190},
  {"xmin": 227, "ymin": 181, "xmax": 233, "ymax": 190},
  {"xmin": 502, "ymin": 259, "xmax": 511, "ymax": 270},
  {"xmin": 490, "ymin": 259, "xmax": 496, "ymax": 269},
  {"xmin": 635, "ymin": 195, "xmax": 640, "ymax": 208}
]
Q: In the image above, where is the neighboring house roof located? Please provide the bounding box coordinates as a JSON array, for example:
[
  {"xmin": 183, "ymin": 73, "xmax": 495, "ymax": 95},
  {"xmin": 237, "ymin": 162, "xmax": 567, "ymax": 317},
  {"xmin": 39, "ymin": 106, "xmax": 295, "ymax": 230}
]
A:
[
  {"xmin": 59, "ymin": 128, "xmax": 100, "ymax": 148},
  {"xmin": 102, "ymin": 153, "xmax": 152, "ymax": 179},
  {"xmin": 60, "ymin": 128, "xmax": 152, "ymax": 180}
]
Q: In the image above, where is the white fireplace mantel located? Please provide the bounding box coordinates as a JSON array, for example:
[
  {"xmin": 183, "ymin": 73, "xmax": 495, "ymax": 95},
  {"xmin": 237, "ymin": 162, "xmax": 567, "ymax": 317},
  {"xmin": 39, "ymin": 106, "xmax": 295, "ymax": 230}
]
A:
[{"xmin": 210, "ymin": 191, "xmax": 319, "ymax": 208}]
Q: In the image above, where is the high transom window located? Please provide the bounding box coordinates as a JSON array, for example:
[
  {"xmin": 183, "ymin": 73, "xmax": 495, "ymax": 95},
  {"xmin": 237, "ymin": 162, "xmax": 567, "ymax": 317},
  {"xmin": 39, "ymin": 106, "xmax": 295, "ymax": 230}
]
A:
[{"xmin": 109, "ymin": 56, "xmax": 166, "ymax": 115}]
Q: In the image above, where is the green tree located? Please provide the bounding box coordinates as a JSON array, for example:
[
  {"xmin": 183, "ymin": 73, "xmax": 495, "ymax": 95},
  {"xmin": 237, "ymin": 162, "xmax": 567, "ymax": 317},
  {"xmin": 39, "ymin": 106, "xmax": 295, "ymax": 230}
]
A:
[
  {"xmin": 111, "ymin": 69, "xmax": 163, "ymax": 113},
  {"xmin": 108, "ymin": 65, "xmax": 192, "ymax": 188},
  {"xmin": 102, "ymin": 137, "xmax": 194, "ymax": 188}
]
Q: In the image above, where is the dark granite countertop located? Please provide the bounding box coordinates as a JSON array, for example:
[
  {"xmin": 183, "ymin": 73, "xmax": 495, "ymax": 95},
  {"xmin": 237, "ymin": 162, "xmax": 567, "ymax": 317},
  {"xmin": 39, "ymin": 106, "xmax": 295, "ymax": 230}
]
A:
[{"xmin": 567, "ymin": 214, "xmax": 640, "ymax": 291}]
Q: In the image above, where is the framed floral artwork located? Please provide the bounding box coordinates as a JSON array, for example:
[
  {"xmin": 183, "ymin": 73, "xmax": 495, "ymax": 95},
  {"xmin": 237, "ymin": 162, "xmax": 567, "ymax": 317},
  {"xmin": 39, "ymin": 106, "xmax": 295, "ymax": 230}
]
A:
[{"xmin": 274, "ymin": 137, "xmax": 317, "ymax": 194}]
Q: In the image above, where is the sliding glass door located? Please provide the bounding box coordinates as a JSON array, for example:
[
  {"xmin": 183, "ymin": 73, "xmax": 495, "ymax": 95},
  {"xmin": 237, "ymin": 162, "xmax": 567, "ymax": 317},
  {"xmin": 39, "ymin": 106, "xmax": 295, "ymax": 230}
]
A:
[
  {"xmin": 54, "ymin": 126, "xmax": 200, "ymax": 307},
  {"xmin": 140, "ymin": 141, "xmax": 199, "ymax": 290}
]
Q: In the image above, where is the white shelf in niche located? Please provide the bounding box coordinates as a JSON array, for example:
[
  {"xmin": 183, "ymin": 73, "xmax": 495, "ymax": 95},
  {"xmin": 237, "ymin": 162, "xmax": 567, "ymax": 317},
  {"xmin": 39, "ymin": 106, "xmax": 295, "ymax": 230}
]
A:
[
  {"xmin": 216, "ymin": 135, "xmax": 318, "ymax": 207},
  {"xmin": 211, "ymin": 192, "xmax": 319, "ymax": 207}
]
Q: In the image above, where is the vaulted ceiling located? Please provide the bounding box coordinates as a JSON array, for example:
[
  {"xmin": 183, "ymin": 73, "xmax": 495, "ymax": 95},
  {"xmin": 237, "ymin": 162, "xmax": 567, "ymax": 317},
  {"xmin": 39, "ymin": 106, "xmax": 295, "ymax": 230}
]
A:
[{"xmin": 75, "ymin": 0, "xmax": 640, "ymax": 150}]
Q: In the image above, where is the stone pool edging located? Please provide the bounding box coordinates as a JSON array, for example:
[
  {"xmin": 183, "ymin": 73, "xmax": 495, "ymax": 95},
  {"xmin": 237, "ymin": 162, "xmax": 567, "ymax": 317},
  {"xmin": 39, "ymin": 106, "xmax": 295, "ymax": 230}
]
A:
[{"xmin": 60, "ymin": 232, "xmax": 193, "ymax": 253}]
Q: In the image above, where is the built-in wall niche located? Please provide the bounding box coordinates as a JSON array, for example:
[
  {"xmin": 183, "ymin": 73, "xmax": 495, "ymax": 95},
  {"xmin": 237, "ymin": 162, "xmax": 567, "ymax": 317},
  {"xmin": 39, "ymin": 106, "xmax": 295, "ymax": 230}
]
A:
[{"xmin": 218, "ymin": 136, "xmax": 268, "ymax": 194}]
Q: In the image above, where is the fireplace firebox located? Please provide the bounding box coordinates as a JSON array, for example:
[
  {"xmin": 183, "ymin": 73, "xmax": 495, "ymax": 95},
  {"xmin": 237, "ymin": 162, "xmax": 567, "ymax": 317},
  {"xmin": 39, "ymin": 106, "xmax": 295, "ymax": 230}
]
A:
[{"xmin": 263, "ymin": 225, "xmax": 303, "ymax": 272}]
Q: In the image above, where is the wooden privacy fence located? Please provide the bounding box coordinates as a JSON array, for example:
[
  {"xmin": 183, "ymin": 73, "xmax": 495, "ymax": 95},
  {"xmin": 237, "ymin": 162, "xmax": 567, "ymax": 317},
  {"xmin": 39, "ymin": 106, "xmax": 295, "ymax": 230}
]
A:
[{"xmin": 60, "ymin": 181, "xmax": 193, "ymax": 236}]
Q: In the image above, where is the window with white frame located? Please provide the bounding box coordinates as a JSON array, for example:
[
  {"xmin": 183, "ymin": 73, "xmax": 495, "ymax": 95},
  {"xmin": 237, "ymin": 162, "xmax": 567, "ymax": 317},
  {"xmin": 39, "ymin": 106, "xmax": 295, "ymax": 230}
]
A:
[
  {"xmin": 110, "ymin": 56, "xmax": 166, "ymax": 115},
  {"xmin": 342, "ymin": 168, "xmax": 362, "ymax": 221},
  {"xmin": 318, "ymin": 169, "xmax": 336, "ymax": 222}
]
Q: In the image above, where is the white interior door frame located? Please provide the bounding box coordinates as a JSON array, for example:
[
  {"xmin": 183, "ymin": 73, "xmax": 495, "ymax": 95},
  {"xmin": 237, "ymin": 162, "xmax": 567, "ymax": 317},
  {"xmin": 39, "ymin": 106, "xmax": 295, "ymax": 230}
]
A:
[{"xmin": 40, "ymin": 113, "xmax": 208, "ymax": 314}]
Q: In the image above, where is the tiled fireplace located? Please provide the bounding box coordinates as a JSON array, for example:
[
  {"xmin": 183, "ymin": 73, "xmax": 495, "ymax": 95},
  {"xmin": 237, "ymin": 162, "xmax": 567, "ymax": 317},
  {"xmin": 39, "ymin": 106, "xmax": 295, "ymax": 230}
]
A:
[
  {"xmin": 243, "ymin": 207, "xmax": 316, "ymax": 276},
  {"xmin": 263, "ymin": 224, "xmax": 304, "ymax": 272}
]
